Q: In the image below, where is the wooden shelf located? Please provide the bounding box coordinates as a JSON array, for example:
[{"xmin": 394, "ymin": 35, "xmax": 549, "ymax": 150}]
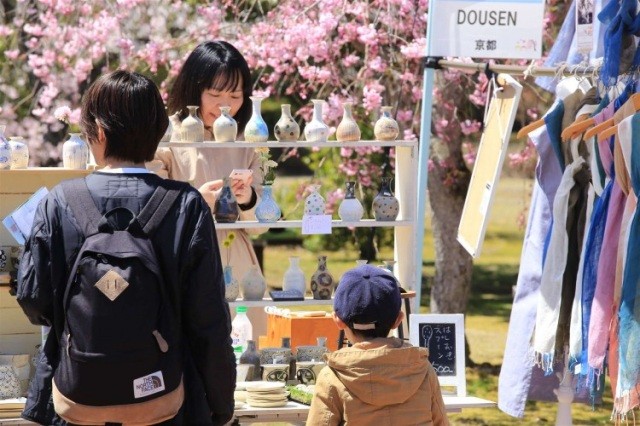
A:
[
  {"xmin": 228, "ymin": 297, "xmax": 333, "ymax": 308},
  {"xmin": 214, "ymin": 219, "xmax": 413, "ymax": 229},
  {"xmin": 158, "ymin": 140, "xmax": 417, "ymax": 149}
]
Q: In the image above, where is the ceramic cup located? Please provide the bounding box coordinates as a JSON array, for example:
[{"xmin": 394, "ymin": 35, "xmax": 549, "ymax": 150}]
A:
[
  {"xmin": 261, "ymin": 363, "xmax": 289, "ymax": 382},
  {"xmin": 295, "ymin": 345, "xmax": 328, "ymax": 362},
  {"xmin": 259, "ymin": 348, "xmax": 292, "ymax": 365},
  {"xmin": 9, "ymin": 246, "xmax": 23, "ymax": 271},
  {"xmin": 295, "ymin": 361, "xmax": 326, "ymax": 385},
  {"xmin": 236, "ymin": 364, "xmax": 256, "ymax": 382}
]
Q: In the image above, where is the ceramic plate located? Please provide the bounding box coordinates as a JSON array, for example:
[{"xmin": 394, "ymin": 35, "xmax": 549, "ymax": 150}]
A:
[
  {"xmin": 245, "ymin": 381, "xmax": 285, "ymax": 392},
  {"xmin": 246, "ymin": 399, "xmax": 289, "ymax": 408},
  {"xmin": 235, "ymin": 381, "xmax": 251, "ymax": 390}
]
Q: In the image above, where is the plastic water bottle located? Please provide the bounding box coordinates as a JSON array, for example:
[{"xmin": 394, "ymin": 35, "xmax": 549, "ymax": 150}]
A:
[{"xmin": 230, "ymin": 306, "xmax": 252, "ymax": 363}]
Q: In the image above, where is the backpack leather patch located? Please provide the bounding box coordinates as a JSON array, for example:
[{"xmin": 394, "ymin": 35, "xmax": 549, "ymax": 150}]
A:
[{"xmin": 94, "ymin": 270, "xmax": 129, "ymax": 301}]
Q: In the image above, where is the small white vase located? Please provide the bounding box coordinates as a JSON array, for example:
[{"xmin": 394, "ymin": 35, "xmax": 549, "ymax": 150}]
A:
[
  {"xmin": 224, "ymin": 265, "xmax": 240, "ymax": 302},
  {"xmin": 241, "ymin": 265, "xmax": 266, "ymax": 301},
  {"xmin": 0, "ymin": 125, "xmax": 11, "ymax": 170},
  {"xmin": 335, "ymin": 102, "xmax": 361, "ymax": 142},
  {"xmin": 244, "ymin": 96, "xmax": 269, "ymax": 142},
  {"xmin": 338, "ymin": 181, "xmax": 364, "ymax": 221},
  {"xmin": 8, "ymin": 137, "xmax": 29, "ymax": 169},
  {"xmin": 168, "ymin": 112, "xmax": 182, "ymax": 142},
  {"xmin": 304, "ymin": 185, "xmax": 326, "ymax": 215},
  {"xmin": 62, "ymin": 133, "xmax": 89, "ymax": 170},
  {"xmin": 181, "ymin": 106, "xmax": 204, "ymax": 142},
  {"xmin": 304, "ymin": 99, "xmax": 329, "ymax": 142},
  {"xmin": 213, "ymin": 106, "xmax": 238, "ymax": 142},
  {"xmin": 275, "ymin": 104, "xmax": 300, "ymax": 142},
  {"xmin": 374, "ymin": 106, "xmax": 399, "ymax": 141},
  {"xmin": 283, "ymin": 256, "xmax": 306, "ymax": 295}
]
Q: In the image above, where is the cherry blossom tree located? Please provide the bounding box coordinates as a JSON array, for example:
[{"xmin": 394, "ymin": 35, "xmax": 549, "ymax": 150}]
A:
[{"xmin": 0, "ymin": 0, "xmax": 565, "ymax": 313}]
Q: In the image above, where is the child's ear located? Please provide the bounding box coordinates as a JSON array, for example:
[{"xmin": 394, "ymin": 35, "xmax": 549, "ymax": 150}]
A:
[
  {"xmin": 391, "ymin": 311, "xmax": 405, "ymax": 329},
  {"xmin": 332, "ymin": 312, "xmax": 348, "ymax": 330}
]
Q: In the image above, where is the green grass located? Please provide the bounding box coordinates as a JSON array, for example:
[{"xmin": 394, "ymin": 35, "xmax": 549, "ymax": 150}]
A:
[{"xmin": 259, "ymin": 175, "xmax": 615, "ymax": 424}]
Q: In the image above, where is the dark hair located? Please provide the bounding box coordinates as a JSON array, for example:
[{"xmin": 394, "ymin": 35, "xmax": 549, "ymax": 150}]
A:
[
  {"xmin": 167, "ymin": 40, "xmax": 252, "ymax": 132},
  {"xmin": 348, "ymin": 326, "xmax": 393, "ymax": 340},
  {"xmin": 81, "ymin": 70, "xmax": 168, "ymax": 163}
]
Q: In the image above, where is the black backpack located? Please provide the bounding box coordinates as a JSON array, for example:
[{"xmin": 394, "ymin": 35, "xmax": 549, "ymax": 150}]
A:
[{"xmin": 52, "ymin": 178, "xmax": 185, "ymax": 425}]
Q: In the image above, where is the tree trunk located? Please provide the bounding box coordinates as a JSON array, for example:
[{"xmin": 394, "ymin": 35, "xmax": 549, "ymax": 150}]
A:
[{"xmin": 427, "ymin": 138, "xmax": 474, "ymax": 313}]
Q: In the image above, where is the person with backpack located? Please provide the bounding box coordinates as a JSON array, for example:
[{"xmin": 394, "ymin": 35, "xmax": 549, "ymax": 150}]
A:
[{"xmin": 17, "ymin": 70, "xmax": 236, "ymax": 426}]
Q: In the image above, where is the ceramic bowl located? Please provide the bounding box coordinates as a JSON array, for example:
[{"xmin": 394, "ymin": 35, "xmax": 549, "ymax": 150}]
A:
[{"xmin": 261, "ymin": 363, "xmax": 290, "ymax": 382}]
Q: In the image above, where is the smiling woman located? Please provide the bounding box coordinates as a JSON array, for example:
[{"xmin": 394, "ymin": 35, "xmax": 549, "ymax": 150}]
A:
[{"xmin": 148, "ymin": 40, "xmax": 267, "ymax": 283}]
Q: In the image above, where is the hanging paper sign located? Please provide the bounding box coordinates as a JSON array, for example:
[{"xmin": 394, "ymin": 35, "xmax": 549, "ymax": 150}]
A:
[
  {"xmin": 428, "ymin": 0, "xmax": 544, "ymax": 59},
  {"xmin": 575, "ymin": 0, "xmax": 594, "ymax": 53},
  {"xmin": 301, "ymin": 214, "xmax": 332, "ymax": 235}
]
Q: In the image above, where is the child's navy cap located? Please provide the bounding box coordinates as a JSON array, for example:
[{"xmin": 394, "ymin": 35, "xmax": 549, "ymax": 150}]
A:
[{"xmin": 333, "ymin": 265, "xmax": 401, "ymax": 331}]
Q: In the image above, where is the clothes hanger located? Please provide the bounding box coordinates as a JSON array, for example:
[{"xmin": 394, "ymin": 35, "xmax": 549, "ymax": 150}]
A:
[
  {"xmin": 561, "ymin": 116, "xmax": 595, "ymax": 141},
  {"xmin": 584, "ymin": 118, "xmax": 614, "ymax": 139},
  {"xmin": 590, "ymin": 93, "xmax": 640, "ymax": 140}
]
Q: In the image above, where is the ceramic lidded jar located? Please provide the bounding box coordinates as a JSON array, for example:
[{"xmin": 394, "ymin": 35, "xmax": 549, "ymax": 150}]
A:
[
  {"xmin": 8, "ymin": 137, "xmax": 29, "ymax": 169},
  {"xmin": 310, "ymin": 255, "xmax": 334, "ymax": 300},
  {"xmin": 213, "ymin": 177, "xmax": 240, "ymax": 223},
  {"xmin": 304, "ymin": 99, "xmax": 329, "ymax": 142},
  {"xmin": 374, "ymin": 106, "xmax": 399, "ymax": 141},
  {"xmin": 338, "ymin": 181, "xmax": 364, "ymax": 222},
  {"xmin": 283, "ymin": 256, "xmax": 306, "ymax": 296},
  {"xmin": 0, "ymin": 125, "xmax": 11, "ymax": 170},
  {"xmin": 223, "ymin": 265, "xmax": 239, "ymax": 302},
  {"xmin": 372, "ymin": 177, "xmax": 400, "ymax": 221},
  {"xmin": 241, "ymin": 265, "xmax": 266, "ymax": 301},
  {"xmin": 181, "ymin": 105, "xmax": 205, "ymax": 142},
  {"xmin": 255, "ymin": 185, "xmax": 281, "ymax": 223},
  {"xmin": 213, "ymin": 106, "xmax": 238, "ymax": 142},
  {"xmin": 274, "ymin": 104, "xmax": 300, "ymax": 142},
  {"xmin": 304, "ymin": 185, "xmax": 326, "ymax": 216},
  {"xmin": 239, "ymin": 340, "xmax": 262, "ymax": 381},
  {"xmin": 62, "ymin": 133, "xmax": 89, "ymax": 170},
  {"xmin": 335, "ymin": 102, "xmax": 361, "ymax": 142},
  {"xmin": 244, "ymin": 96, "xmax": 269, "ymax": 142}
]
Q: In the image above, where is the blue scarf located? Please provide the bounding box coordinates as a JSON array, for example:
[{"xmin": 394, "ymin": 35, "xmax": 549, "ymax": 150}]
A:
[{"xmin": 598, "ymin": 0, "xmax": 640, "ymax": 86}]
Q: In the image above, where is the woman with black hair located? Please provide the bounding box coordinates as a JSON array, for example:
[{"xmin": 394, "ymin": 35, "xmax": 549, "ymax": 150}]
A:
[{"xmin": 150, "ymin": 40, "xmax": 266, "ymax": 280}]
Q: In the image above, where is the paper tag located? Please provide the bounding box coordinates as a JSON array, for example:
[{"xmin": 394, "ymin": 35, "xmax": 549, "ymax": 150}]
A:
[
  {"xmin": 575, "ymin": 0, "xmax": 594, "ymax": 54},
  {"xmin": 133, "ymin": 371, "xmax": 165, "ymax": 399},
  {"xmin": 2, "ymin": 186, "xmax": 49, "ymax": 244},
  {"xmin": 302, "ymin": 214, "xmax": 332, "ymax": 235}
]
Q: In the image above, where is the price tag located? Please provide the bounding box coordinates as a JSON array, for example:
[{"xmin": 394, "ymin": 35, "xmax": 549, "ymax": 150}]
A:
[{"xmin": 302, "ymin": 214, "xmax": 332, "ymax": 235}]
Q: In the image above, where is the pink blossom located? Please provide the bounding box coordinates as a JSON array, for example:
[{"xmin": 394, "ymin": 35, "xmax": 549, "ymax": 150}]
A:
[
  {"xmin": 4, "ymin": 50, "xmax": 19, "ymax": 60},
  {"xmin": 460, "ymin": 119, "xmax": 482, "ymax": 136},
  {"xmin": 400, "ymin": 38, "xmax": 426, "ymax": 58},
  {"xmin": 54, "ymin": 106, "xmax": 72, "ymax": 123}
]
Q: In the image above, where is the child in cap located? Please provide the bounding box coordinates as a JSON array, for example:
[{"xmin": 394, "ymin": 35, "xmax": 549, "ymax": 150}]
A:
[{"xmin": 307, "ymin": 265, "xmax": 449, "ymax": 426}]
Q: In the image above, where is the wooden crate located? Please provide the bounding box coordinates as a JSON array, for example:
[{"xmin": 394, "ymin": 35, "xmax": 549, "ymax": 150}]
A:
[{"xmin": 261, "ymin": 313, "xmax": 339, "ymax": 352}]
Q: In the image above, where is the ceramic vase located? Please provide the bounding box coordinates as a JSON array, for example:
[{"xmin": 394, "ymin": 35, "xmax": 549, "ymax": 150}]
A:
[
  {"xmin": 355, "ymin": 260, "xmax": 368, "ymax": 266},
  {"xmin": 338, "ymin": 181, "xmax": 364, "ymax": 222},
  {"xmin": 8, "ymin": 137, "xmax": 29, "ymax": 169},
  {"xmin": 62, "ymin": 133, "xmax": 89, "ymax": 170},
  {"xmin": 335, "ymin": 102, "xmax": 361, "ymax": 142},
  {"xmin": 213, "ymin": 106, "xmax": 238, "ymax": 142},
  {"xmin": 0, "ymin": 125, "xmax": 11, "ymax": 170},
  {"xmin": 255, "ymin": 185, "xmax": 281, "ymax": 223},
  {"xmin": 241, "ymin": 265, "xmax": 266, "ymax": 301},
  {"xmin": 280, "ymin": 337, "xmax": 297, "ymax": 381},
  {"xmin": 239, "ymin": 340, "xmax": 262, "ymax": 381},
  {"xmin": 374, "ymin": 106, "xmax": 399, "ymax": 141},
  {"xmin": 214, "ymin": 177, "xmax": 239, "ymax": 223},
  {"xmin": 223, "ymin": 265, "xmax": 239, "ymax": 302},
  {"xmin": 244, "ymin": 96, "xmax": 269, "ymax": 142},
  {"xmin": 283, "ymin": 256, "xmax": 306, "ymax": 296},
  {"xmin": 304, "ymin": 99, "xmax": 329, "ymax": 142},
  {"xmin": 160, "ymin": 109, "xmax": 172, "ymax": 143},
  {"xmin": 381, "ymin": 260, "xmax": 397, "ymax": 276},
  {"xmin": 310, "ymin": 255, "xmax": 334, "ymax": 300},
  {"xmin": 0, "ymin": 365, "xmax": 21, "ymax": 399},
  {"xmin": 372, "ymin": 177, "xmax": 399, "ymax": 221},
  {"xmin": 304, "ymin": 185, "xmax": 326, "ymax": 216},
  {"xmin": 168, "ymin": 112, "xmax": 182, "ymax": 142},
  {"xmin": 181, "ymin": 106, "xmax": 204, "ymax": 142},
  {"xmin": 275, "ymin": 104, "xmax": 300, "ymax": 142}
]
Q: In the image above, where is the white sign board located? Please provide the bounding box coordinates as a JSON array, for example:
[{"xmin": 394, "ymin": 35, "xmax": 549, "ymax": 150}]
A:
[
  {"xmin": 410, "ymin": 314, "xmax": 466, "ymax": 396},
  {"xmin": 428, "ymin": 0, "xmax": 544, "ymax": 59}
]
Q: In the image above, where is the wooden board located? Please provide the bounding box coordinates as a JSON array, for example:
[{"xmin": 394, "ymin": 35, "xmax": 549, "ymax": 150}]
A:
[
  {"xmin": 457, "ymin": 75, "xmax": 523, "ymax": 257},
  {"xmin": 262, "ymin": 313, "xmax": 338, "ymax": 352}
]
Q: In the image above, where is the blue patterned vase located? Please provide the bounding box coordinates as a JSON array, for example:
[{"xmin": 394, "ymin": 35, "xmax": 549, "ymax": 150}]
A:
[{"xmin": 255, "ymin": 185, "xmax": 281, "ymax": 223}]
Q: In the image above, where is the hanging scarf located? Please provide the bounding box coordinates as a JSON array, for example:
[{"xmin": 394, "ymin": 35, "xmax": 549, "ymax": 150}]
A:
[
  {"xmin": 598, "ymin": 0, "xmax": 640, "ymax": 86},
  {"xmin": 615, "ymin": 113, "xmax": 640, "ymax": 416}
]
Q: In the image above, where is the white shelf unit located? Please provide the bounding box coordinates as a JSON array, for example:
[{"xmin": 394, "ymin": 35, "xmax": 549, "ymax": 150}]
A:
[{"xmin": 161, "ymin": 139, "xmax": 421, "ymax": 313}]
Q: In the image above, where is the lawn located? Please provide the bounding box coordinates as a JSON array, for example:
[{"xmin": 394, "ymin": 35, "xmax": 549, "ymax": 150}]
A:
[{"xmin": 259, "ymin": 176, "xmax": 615, "ymax": 425}]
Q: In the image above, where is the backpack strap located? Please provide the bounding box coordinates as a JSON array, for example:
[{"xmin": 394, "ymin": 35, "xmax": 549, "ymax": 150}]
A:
[
  {"xmin": 61, "ymin": 179, "xmax": 103, "ymax": 237},
  {"xmin": 135, "ymin": 181, "xmax": 183, "ymax": 236}
]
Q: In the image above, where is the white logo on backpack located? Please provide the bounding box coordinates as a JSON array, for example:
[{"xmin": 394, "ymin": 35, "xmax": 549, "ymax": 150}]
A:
[{"xmin": 133, "ymin": 371, "xmax": 165, "ymax": 399}]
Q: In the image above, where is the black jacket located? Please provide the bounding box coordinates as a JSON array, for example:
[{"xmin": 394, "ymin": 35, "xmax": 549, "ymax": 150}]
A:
[{"xmin": 17, "ymin": 172, "xmax": 236, "ymax": 425}]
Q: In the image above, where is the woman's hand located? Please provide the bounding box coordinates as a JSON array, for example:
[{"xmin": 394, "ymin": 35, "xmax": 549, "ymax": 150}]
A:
[
  {"xmin": 231, "ymin": 174, "xmax": 254, "ymax": 205},
  {"xmin": 198, "ymin": 179, "xmax": 224, "ymax": 207}
]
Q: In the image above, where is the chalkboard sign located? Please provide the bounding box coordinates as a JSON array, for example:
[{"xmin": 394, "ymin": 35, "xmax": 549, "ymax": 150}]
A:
[{"xmin": 410, "ymin": 314, "xmax": 466, "ymax": 396}]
